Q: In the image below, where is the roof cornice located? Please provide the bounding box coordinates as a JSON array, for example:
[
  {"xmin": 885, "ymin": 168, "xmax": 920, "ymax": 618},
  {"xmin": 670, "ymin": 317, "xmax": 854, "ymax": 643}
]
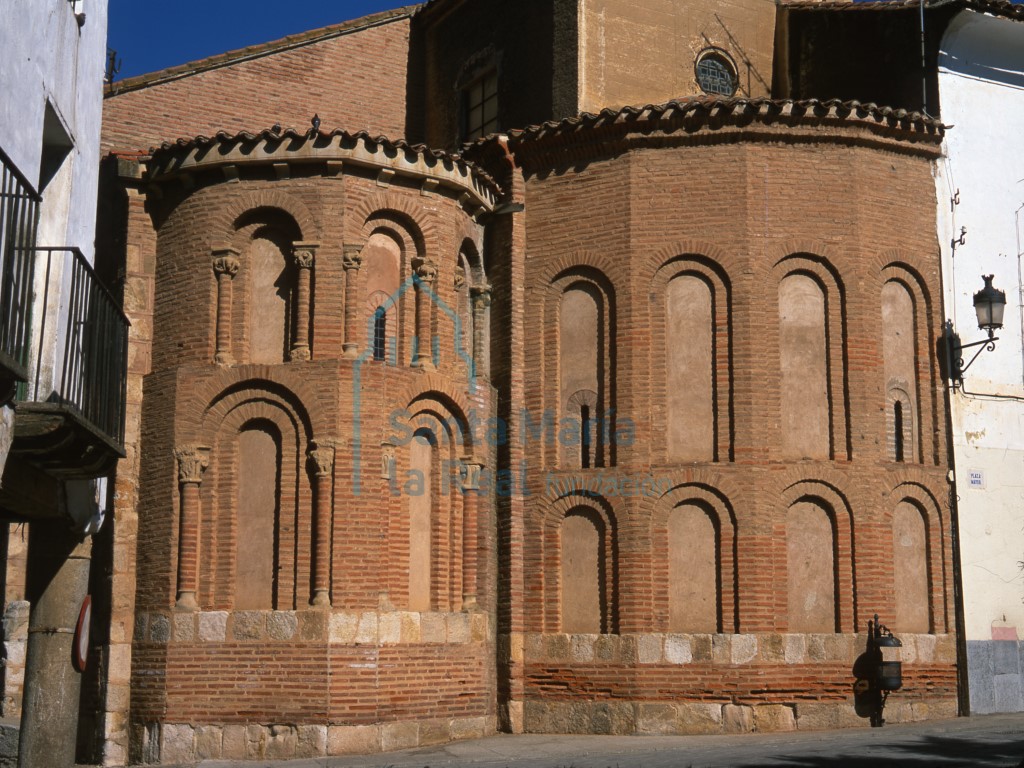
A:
[
  {"xmin": 145, "ymin": 127, "xmax": 501, "ymax": 213},
  {"xmin": 467, "ymin": 97, "xmax": 944, "ymax": 173}
]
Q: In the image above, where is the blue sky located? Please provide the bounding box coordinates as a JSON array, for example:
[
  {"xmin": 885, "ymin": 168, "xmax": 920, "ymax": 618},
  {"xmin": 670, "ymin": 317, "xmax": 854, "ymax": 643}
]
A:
[{"xmin": 107, "ymin": 1, "xmax": 413, "ymax": 80}]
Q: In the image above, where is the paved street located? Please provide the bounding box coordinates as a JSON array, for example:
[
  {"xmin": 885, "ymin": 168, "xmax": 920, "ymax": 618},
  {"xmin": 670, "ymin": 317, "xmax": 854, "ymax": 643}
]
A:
[{"xmin": 162, "ymin": 714, "xmax": 1024, "ymax": 768}]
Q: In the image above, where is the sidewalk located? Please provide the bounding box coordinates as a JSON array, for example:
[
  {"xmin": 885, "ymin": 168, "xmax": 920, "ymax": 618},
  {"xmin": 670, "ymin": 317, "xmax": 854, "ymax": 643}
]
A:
[{"xmin": 159, "ymin": 713, "xmax": 1024, "ymax": 768}]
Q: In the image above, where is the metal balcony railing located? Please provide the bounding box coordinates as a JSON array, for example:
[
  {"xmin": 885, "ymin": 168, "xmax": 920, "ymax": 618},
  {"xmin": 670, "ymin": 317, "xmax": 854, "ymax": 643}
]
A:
[
  {"xmin": 21, "ymin": 247, "xmax": 129, "ymax": 449},
  {"xmin": 0, "ymin": 146, "xmax": 40, "ymax": 383}
]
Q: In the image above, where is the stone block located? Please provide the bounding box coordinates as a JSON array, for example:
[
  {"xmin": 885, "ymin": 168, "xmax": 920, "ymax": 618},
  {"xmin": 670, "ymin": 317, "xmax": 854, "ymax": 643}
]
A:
[
  {"xmin": 784, "ymin": 634, "xmax": 806, "ymax": 664},
  {"xmin": 593, "ymin": 634, "xmax": 618, "ymax": 662},
  {"xmin": 451, "ymin": 716, "xmax": 488, "ymax": 740},
  {"xmin": 824, "ymin": 634, "xmax": 854, "ymax": 662},
  {"xmin": 107, "ymin": 644, "xmax": 133, "ymax": 684},
  {"xmin": 198, "ymin": 611, "xmax": 228, "ymax": 642},
  {"xmin": 470, "ymin": 612, "xmax": 488, "ymax": 641},
  {"xmin": 232, "ymin": 611, "xmax": 265, "ymax": 640},
  {"xmin": 245, "ymin": 723, "xmax": 267, "ymax": 759},
  {"xmin": 354, "ymin": 612, "xmax": 379, "ymax": 644},
  {"xmin": 448, "ymin": 613, "xmax": 471, "ymax": 644},
  {"xmin": 419, "ymin": 719, "xmax": 451, "ymax": 745},
  {"xmin": 753, "ymin": 704, "xmax": 796, "ymax": 732},
  {"xmin": 935, "ymin": 634, "xmax": 957, "ymax": 664},
  {"xmin": 571, "ymin": 634, "xmax": 595, "ymax": 662},
  {"xmin": 265, "ymin": 724, "xmax": 297, "ymax": 759},
  {"xmin": 796, "ymin": 702, "xmax": 867, "ymax": 730},
  {"xmin": 149, "ymin": 614, "xmax": 170, "ymax": 643},
  {"xmin": 722, "ymin": 704, "xmax": 753, "ymax": 733},
  {"xmin": 636, "ymin": 703, "xmax": 677, "ymax": 734},
  {"xmin": 677, "ymin": 703, "xmax": 723, "ymax": 734},
  {"xmin": 299, "ymin": 609, "xmax": 328, "ymax": 641},
  {"xmin": 524, "ymin": 633, "xmax": 544, "ymax": 660},
  {"xmin": 915, "ymin": 633, "xmax": 936, "ymax": 663},
  {"xmin": 712, "ymin": 634, "xmax": 732, "ymax": 664},
  {"xmin": 548, "ymin": 633, "xmax": 573, "ymax": 661},
  {"xmin": 690, "ymin": 634, "xmax": 713, "ymax": 662},
  {"xmin": 194, "ymin": 725, "xmax": 222, "ymax": 759},
  {"xmin": 731, "ymin": 634, "xmax": 758, "ymax": 664},
  {"xmin": 380, "ymin": 721, "xmax": 418, "ymax": 751},
  {"xmin": 638, "ymin": 634, "xmax": 663, "ymax": 664},
  {"xmin": 421, "ymin": 613, "xmax": 447, "ymax": 643},
  {"xmin": 665, "ymin": 635, "xmax": 692, "ymax": 665},
  {"xmin": 330, "ymin": 612, "xmax": 359, "ymax": 644},
  {"xmin": 575, "ymin": 701, "xmax": 635, "ymax": 735},
  {"xmin": 267, "ymin": 611, "xmax": 298, "ymax": 641},
  {"xmin": 507, "ymin": 700, "xmax": 524, "ymax": 733},
  {"xmin": 173, "ymin": 612, "xmax": 195, "ymax": 642},
  {"xmin": 759, "ymin": 634, "xmax": 785, "ymax": 663},
  {"xmin": 400, "ymin": 612, "xmax": 421, "ymax": 643},
  {"xmin": 509, "ymin": 632, "xmax": 524, "ymax": 662},
  {"xmin": 327, "ymin": 725, "xmax": 379, "ymax": 755},
  {"xmin": 806, "ymin": 634, "xmax": 828, "ymax": 661},
  {"xmin": 378, "ymin": 612, "xmax": 401, "ymax": 644},
  {"xmin": 160, "ymin": 724, "xmax": 194, "ymax": 763},
  {"xmin": 619, "ymin": 635, "xmax": 638, "ymax": 664},
  {"xmin": 296, "ymin": 725, "xmax": 327, "ymax": 757},
  {"xmin": 524, "ymin": 701, "xmax": 571, "ymax": 733}
]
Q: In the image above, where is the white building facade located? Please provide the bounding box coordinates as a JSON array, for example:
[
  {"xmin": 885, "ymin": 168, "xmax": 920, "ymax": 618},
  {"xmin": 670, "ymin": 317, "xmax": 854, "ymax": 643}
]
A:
[
  {"xmin": 0, "ymin": 1, "xmax": 126, "ymax": 765},
  {"xmin": 935, "ymin": 7, "xmax": 1024, "ymax": 715}
]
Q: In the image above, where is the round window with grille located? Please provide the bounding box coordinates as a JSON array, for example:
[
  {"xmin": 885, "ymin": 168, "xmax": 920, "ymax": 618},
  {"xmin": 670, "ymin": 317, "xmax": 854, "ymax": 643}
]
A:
[{"xmin": 695, "ymin": 49, "xmax": 738, "ymax": 97}]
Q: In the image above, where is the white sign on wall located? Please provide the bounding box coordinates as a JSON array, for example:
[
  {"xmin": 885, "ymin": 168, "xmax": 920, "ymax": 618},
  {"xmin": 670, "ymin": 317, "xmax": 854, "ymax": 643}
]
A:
[{"xmin": 968, "ymin": 469, "xmax": 986, "ymax": 489}]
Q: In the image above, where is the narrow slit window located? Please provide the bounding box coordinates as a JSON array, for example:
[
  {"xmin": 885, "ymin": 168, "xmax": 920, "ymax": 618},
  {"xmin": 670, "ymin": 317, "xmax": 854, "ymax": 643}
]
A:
[
  {"xmin": 894, "ymin": 401, "xmax": 905, "ymax": 463},
  {"xmin": 373, "ymin": 308, "xmax": 387, "ymax": 361}
]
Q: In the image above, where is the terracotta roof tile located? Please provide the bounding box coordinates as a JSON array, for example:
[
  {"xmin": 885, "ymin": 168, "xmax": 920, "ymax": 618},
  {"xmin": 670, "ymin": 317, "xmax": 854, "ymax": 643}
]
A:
[
  {"xmin": 107, "ymin": 6, "xmax": 420, "ymax": 96},
  {"xmin": 149, "ymin": 125, "xmax": 502, "ymax": 197},
  {"xmin": 495, "ymin": 96, "xmax": 943, "ymax": 144}
]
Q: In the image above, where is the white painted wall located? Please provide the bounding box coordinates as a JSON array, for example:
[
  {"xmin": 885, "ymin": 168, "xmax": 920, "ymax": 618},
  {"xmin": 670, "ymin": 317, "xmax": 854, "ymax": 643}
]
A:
[
  {"xmin": 0, "ymin": 0, "xmax": 107, "ymax": 258},
  {"xmin": 935, "ymin": 11, "xmax": 1024, "ymax": 711},
  {"xmin": 0, "ymin": 1, "xmax": 108, "ymax": 410}
]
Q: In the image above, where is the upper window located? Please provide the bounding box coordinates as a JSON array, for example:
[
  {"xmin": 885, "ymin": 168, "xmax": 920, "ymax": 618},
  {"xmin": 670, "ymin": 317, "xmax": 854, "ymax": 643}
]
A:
[
  {"xmin": 461, "ymin": 70, "xmax": 498, "ymax": 142},
  {"xmin": 695, "ymin": 49, "xmax": 738, "ymax": 97}
]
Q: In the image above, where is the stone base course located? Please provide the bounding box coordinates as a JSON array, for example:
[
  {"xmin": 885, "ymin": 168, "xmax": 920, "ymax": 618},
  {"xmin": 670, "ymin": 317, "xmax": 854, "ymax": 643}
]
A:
[{"xmin": 152, "ymin": 716, "xmax": 495, "ymax": 762}]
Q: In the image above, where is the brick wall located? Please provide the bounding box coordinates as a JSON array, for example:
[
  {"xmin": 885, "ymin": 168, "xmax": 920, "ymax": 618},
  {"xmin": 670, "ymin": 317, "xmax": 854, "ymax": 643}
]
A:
[{"xmin": 102, "ymin": 13, "xmax": 413, "ymax": 154}]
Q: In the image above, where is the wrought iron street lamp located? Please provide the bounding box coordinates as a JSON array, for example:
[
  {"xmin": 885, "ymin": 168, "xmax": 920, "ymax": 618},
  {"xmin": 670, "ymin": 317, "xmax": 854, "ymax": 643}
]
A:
[{"xmin": 944, "ymin": 275, "xmax": 1007, "ymax": 388}]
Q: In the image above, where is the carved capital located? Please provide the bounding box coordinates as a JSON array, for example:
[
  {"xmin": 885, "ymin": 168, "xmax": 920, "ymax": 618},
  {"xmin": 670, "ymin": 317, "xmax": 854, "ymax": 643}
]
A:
[
  {"xmin": 293, "ymin": 242, "xmax": 319, "ymax": 269},
  {"xmin": 381, "ymin": 442, "xmax": 396, "ymax": 480},
  {"xmin": 342, "ymin": 244, "xmax": 365, "ymax": 271},
  {"xmin": 308, "ymin": 441, "xmax": 335, "ymax": 477},
  {"xmin": 454, "ymin": 266, "xmax": 466, "ymax": 291},
  {"xmin": 212, "ymin": 248, "xmax": 240, "ymax": 277},
  {"xmin": 460, "ymin": 458, "xmax": 485, "ymax": 492},
  {"xmin": 412, "ymin": 257, "xmax": 437, "ymax": 284},
  {"xmin": 174, "ymin": 445, "xmax": 210, "ymax": 485},
  {"xmin": 470, "ymin": 283, "xmax": 492, "ymax": 308}
]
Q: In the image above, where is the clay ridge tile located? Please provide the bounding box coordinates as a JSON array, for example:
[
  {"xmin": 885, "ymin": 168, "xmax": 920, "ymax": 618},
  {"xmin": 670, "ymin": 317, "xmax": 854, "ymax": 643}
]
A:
[
  {"xmin": 494, "ymin": 96, "xmax": 943, "ymax": 145},
  {"xmin": 150, "ymin": 125, "xmax": 501, "ymax": 196}
]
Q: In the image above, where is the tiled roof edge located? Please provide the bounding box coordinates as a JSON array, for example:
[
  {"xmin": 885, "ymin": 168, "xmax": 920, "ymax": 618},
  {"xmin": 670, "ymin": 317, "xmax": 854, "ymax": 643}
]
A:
[
  {"xmin": 148, "ymin": 125, "xmax": 503, "ymax": 198},
  {"xmin": 493, "ymin": 96, "xmax": 945, "ymax": 144},
  {"xmin": 107, "ymin": 6, "xmax": 420, "ymax": 97}
]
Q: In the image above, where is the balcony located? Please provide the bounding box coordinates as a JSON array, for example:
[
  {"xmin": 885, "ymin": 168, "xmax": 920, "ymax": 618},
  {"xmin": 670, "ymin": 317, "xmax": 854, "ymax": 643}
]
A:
[
  {"xmin": 0, "ymin": 146, "xmax": 40, "ymax": 394},
  {"xmin": 10, "ymin": 246, "xmax": 129, "ymax": 480}
]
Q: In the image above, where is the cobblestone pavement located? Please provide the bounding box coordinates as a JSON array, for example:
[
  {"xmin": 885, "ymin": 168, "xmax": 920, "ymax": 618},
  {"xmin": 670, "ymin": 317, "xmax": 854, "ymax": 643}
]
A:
[{"xmin": 157, "ymin": 714, "xmax": 1024, "ymax": 768}]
